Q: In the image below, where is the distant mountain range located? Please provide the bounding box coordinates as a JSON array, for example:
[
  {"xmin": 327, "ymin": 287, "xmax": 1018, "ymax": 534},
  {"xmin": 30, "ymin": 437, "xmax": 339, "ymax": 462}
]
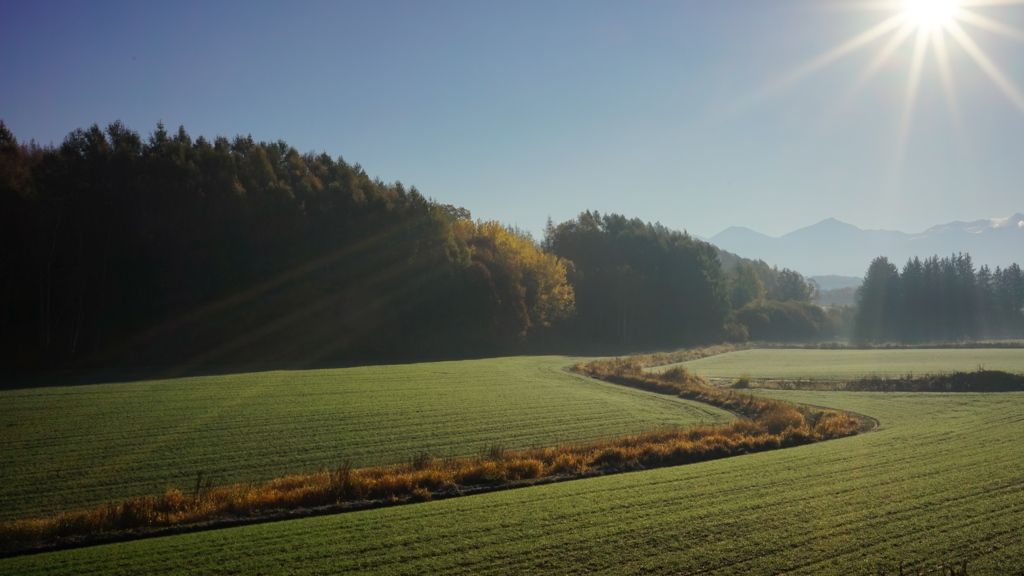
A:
[{"xmin": 705, "ymin": 213, "xmax": 1024, "ymax": 277}]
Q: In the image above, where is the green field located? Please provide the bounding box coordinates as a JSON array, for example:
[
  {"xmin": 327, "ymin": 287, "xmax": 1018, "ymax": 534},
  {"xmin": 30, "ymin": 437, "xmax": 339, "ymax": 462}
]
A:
[
  {"xmin": 661, "ymin": 348, "xmax": 1024, "ymax": 380},
  {"xmin": 0, "ymin": 356, "xmax": 733, "ymax": 522},
  {"xmin": 3, "ymin": 389, "xmax": 1022, "ymax": 574},
  {"xmin": 5, "ymin": 350, "xmax": 1024, "ymax": 573}
]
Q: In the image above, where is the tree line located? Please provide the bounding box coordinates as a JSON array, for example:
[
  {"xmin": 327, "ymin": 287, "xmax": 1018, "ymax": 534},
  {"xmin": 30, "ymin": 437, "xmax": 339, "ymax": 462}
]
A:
[
  {"xmin": 2, "ymin": 120, "xmax": 841, "ymax": 370},
  {"xmin": 853, "ymin": 254, "xmax": 1024, "ymax": 342}
]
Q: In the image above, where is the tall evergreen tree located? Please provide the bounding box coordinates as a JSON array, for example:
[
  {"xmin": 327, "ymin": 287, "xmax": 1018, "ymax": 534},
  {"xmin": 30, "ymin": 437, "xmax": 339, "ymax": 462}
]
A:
[{"xmin": 853, "ymin": 256, "xmax": 901, "ymax": 342}]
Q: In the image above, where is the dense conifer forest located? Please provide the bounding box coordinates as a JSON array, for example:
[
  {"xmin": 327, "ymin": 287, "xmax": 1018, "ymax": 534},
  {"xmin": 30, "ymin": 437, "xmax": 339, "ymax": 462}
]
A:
[
  {"xmin": 3, "ymin": 121, "xmax": 1020, "ymax": 371},
  {"xmin": 0, "ymin": 121, "xmax": 579, "ymax": 368}
]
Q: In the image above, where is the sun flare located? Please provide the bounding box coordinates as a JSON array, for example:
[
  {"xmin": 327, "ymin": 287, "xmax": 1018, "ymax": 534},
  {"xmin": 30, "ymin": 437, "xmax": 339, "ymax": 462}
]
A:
[{"xmin": 902, "ymin": 0, "xmax": 959, "ymax": 28}]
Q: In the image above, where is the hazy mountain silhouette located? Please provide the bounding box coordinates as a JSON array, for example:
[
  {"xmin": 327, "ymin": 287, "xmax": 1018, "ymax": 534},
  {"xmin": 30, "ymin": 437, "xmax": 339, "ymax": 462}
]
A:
[{"xmin": 706, "ymin": 213, "xmax": 1024, "ymax": 277}]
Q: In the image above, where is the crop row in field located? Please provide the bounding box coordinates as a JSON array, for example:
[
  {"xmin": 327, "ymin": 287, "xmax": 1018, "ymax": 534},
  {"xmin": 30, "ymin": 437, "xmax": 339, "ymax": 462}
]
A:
[
  {"xmin": 662, "ymin": 348, "xmax": 1024, "ymax": 380},
  {"xmin": 3, "ymin": 389, "xmax": 1022, "ymax": 575},
  {"xmin": 0, "ymin": 356, "xmax": 733, "ymax": 522}
]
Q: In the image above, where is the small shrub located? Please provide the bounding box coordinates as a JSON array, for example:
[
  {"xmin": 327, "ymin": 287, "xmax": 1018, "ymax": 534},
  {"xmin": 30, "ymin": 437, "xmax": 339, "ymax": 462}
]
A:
[
  {"xmin": 412, "ymin": 469, "xmax": 451, "ymax": 491},
  {"xmin": 592, "ymin": 447, "xmax": 628, "ymax": 468},
  {"xmin": 456, "ymin": 461, "xmax": 500, "ymax": 485},
  {"xmin": 758, "ymin": 405, "xmax": 806, "ymax": 435},
  {"xmin": 501, "ymin": 459, "xmax": 544, "ymax": 480},
  {"xmin": 549, "ymin": 453, "xmax": 585, "ymax": 475}
]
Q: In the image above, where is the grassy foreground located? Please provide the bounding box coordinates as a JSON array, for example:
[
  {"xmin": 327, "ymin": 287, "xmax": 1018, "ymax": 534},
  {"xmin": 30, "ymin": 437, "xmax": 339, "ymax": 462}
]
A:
[
  {"xmin": 1, "ymin": 358, "xmax": 857, "ymax": 554},
  {"xmin": 0, "ymin": 357, "xmax": 733, "ymax": 522},
  {"xmin": 663, "ymin": 348, "xmax": 1024, "ymax": 380},
  {"xmin": 3, "ymin": 390, "xmax": 1021, "ymax": 574}
]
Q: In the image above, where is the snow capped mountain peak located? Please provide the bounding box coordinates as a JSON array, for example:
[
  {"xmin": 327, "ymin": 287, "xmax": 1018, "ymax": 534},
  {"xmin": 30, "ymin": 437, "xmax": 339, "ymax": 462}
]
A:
[
  {"xmin": 709, "ymin": 213, "xmax": 1023, "ymax": 276},
  {"xmin": 990, "ymin": 213, "xmax": 1024, "ymax": 230},
  {"xmin": 918, "ymin": 213, "xmax": 1024, "ymax": 235}
]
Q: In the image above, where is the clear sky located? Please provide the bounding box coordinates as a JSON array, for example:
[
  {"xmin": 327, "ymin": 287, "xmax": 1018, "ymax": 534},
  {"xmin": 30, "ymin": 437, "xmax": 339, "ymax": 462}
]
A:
[{"xmin": 3, "ymin": 0, "xmax": 1023, "ymax": 239}]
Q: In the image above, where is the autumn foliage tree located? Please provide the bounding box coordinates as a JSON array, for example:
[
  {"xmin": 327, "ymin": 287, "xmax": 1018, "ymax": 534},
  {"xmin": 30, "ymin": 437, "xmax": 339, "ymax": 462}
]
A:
[{"xmin": 454, "ymin": 221, "xmax": 574, "ymax": 345}]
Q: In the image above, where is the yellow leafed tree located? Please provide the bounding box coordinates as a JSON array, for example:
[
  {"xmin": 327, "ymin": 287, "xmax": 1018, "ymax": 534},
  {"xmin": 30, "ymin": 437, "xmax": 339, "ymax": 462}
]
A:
[{"xmin": 454, "ymin": 220, "xmax": 575, "ymax": 340}]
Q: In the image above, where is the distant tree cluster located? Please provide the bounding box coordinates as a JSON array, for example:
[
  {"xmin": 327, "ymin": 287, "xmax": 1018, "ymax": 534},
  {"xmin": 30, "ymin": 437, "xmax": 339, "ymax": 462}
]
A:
[
  {"xmin": 853, "ymin": 254, "xmax": 1024, "ymax": 343},
  {"xmin": 716, "ymin": 252, "xmax": 820, "ymax": 303},
  {"xmin": 724, "ymin": 261, "xmax": 819, "ymax": 309},
  {"xmin": 718, "ymin": 257, "xmax": 845, "ymax": 342},
  {"xmin": 732, "ymin": 299, "xmax": 849, "ymax": 342},
  {"xmin": 0, "ymin": 121, "xmax": 574, "ymax": 368}
]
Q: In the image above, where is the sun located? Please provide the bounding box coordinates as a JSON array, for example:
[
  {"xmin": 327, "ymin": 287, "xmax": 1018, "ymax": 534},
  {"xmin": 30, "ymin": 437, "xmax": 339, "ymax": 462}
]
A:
[
  {"xmin": 901, "ymin": 0, "xmax": 959, "ymax": 28},
  {"xmin": 744, "ymin": 0, "xmax": 1024, "ymax": 158}
]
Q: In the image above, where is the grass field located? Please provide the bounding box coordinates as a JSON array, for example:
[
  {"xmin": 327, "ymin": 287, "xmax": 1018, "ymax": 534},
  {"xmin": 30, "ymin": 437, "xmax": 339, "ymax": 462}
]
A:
[
  {"xmin": 0, "ymin": 357, "xmax": 733, "ymax": 523},
  {"xmin": 3, "ymin": 389, "xmax": 1022, "ymax": 574},
  {"xmin": 660, "ymin": 348, "xmax": 1024, "ymax": 380}
]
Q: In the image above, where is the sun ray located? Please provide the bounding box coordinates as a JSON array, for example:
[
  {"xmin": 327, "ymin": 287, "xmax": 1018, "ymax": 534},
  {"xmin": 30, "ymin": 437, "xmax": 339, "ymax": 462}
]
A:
[
  {"xmin": 931, "ymin": 24, "xmax": 962, "ymax": 127},
  {"xmin": 861, "ymin": 21, "xmax": 920, "ymax": 82},
  {"xmin": 952, "ymin": 7, "xmax": 1024, "ymax": 40},
  {"xmin": 733, "ymin": 13, "xmax": 908, "ymax": 113},
  {"xmin": 821, "ymin": 22, "xmax": 918, "ymax": 124},
  {"xmin": 944, "ymin": 18, "xmax": 1024, "ymax": 112},
  {"xmin": 776, "ymin": 13, "xmax": 907, "ymax": 84},
  {"xmin": 897, "ymin": 26, "xmax": 933, "ymax": 162}
]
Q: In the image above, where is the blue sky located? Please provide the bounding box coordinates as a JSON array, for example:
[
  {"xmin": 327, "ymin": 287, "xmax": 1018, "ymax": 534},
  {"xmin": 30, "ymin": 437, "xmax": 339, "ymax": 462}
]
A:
[{"xmin": 3, "ymin": 0, "xmax": 1023, "ymax": 239}]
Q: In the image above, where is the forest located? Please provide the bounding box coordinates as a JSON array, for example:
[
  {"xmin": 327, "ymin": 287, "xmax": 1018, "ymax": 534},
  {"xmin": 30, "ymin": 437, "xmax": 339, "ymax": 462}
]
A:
[
  {"xmin": 3, "ymin": 121, "xmax": 1018, "ymax": 371},
  {"xmin": 0, "ymin": 121, "xmax": 752, "ymax": 370}
]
